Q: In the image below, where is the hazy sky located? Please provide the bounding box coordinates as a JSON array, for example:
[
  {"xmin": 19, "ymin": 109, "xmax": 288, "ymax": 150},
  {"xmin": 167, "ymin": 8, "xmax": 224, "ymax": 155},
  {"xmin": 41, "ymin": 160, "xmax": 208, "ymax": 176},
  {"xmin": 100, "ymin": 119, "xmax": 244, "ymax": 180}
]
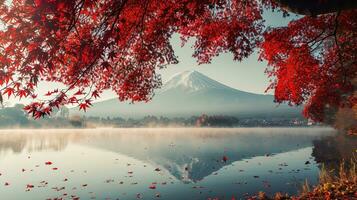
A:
[{"xmin": 1, "ymin": 7, "xmax": 298, "ymax": 105}]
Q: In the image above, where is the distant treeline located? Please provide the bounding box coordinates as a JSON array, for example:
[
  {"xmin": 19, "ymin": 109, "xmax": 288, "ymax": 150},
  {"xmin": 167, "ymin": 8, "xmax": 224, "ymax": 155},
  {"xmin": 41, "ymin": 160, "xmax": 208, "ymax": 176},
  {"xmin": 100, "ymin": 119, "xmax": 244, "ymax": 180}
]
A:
[
  {"xmin": 0, "ymin": 104, "xmax": 73, "ymax": 128},
  {"xmin": 83, "ymin": 115, "xmax": 309, "ymax": 128},
  {"xmin": 0, "ymin": 104, "xmax": 310, "ymax": 128}
]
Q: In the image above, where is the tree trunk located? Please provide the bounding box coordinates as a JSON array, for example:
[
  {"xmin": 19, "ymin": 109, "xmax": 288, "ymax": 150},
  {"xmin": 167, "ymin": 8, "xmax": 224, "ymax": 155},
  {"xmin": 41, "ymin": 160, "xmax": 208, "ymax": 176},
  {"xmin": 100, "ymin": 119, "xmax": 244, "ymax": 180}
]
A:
[{"xmin": 274, "ymin": 0, "xmax": 357, "ymax": 15}]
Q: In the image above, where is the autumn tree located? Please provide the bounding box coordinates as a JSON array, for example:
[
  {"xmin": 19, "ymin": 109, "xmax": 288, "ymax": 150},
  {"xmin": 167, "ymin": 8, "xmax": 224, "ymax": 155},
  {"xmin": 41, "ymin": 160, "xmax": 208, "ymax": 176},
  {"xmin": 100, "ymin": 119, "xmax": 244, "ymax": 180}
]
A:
[{"xmin": 0, "ymin": 0, "xmax": 356, "ymax": 128}]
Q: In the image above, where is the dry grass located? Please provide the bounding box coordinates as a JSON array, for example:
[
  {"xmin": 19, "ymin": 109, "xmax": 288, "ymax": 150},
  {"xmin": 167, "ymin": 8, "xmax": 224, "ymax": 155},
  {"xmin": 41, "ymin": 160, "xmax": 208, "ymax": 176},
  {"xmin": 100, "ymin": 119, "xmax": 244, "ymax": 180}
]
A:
[
  {"xmin": 248, "ymin": 159, "xmax": 357, "ymax": 200},
  {"xmin": 299, "ymin": 160, "xmax": 357, "ymax": 199}
]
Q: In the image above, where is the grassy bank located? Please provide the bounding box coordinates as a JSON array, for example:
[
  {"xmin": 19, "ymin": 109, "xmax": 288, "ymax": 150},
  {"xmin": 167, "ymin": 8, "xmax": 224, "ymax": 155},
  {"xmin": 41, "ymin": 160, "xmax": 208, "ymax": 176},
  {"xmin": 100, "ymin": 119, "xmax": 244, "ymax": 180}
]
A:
[{"xmin": 248, "ymin": 160, "xmax": 357, "ymax": 200}]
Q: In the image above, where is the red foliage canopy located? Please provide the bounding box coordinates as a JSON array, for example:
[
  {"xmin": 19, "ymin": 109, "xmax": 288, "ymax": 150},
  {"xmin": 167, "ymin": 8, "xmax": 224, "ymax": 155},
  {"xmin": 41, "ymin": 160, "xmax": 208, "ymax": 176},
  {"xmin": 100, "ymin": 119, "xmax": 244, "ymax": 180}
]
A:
[
  {"xmin": 260, "ymin": 10, "xmax": 356, "ymax": 121},
  {"xmin": 0, "ymin": 0, "xmax": 355, "ymax": 122}
]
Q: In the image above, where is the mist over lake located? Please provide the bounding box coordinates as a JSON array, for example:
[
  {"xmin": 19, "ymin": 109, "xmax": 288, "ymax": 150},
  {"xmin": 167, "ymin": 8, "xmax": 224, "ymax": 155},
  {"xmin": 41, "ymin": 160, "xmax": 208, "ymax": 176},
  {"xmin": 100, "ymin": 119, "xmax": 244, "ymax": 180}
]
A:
[{"xmin": 1, "ymin": 127, "xmax": 354, "ymax": 200}]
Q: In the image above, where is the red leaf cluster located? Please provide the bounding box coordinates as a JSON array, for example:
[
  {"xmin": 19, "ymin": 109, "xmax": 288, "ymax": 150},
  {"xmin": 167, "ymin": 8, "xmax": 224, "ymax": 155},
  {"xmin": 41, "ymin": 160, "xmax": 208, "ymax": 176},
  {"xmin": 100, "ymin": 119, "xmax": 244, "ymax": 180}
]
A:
[{"xmin": 260, "ymin": 10, "xmax": 356, "ymax": 121}]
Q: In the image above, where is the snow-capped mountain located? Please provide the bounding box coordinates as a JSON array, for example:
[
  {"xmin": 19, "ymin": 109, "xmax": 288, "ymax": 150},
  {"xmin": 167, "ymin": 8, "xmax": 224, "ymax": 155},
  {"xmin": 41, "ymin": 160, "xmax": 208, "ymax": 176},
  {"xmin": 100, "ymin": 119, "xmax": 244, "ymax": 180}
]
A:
[
  {"xmin": 71, "ymin": 70, "xmax": 301, "ymax": 118},
  {"xmin": 160, "ymin": 70, "xmax": 233, "ymax": 93}
]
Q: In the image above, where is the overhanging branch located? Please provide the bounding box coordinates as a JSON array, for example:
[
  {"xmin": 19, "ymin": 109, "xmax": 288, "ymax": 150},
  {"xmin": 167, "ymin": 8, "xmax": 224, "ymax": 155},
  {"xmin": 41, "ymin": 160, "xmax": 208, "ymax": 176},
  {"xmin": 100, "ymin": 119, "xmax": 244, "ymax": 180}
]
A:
[{"xmin": 274, "ymin": 0, "xmax": 357, "ymax": 15}]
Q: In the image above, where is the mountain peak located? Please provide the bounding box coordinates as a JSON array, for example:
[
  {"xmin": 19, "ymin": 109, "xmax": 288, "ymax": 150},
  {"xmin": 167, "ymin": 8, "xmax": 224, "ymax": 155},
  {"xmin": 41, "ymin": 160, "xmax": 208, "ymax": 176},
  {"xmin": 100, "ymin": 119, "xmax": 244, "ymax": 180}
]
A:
[
  {"xmin": 179, "ymin": 70, "xmax": 200, "ymax": 76},
  {"xmin": 169, "ymin": 70, "xmax": 203, "ymax": 79},
  {"xmin": 160, "ymin": 70, "xmax": 233, "ymax": 93}
]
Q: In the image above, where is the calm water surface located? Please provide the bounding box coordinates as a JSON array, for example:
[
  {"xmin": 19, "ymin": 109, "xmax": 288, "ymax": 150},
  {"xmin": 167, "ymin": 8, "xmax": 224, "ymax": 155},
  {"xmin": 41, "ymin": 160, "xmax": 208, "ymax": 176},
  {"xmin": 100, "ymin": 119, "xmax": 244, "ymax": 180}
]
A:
[{"xmin": 0, "ymin": 127, "xmax": 355, "ymax": 200}]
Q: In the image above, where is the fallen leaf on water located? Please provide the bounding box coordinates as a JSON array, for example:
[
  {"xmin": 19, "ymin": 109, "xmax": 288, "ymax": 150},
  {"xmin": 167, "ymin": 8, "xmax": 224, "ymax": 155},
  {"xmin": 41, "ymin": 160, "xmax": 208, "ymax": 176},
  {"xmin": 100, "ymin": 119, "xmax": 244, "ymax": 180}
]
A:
[
  {"xmin": 136, "ymin": 193, "xmax": 143, "ymax": 199},
  {"xmin": 222, "ymin": 156, "xmax": 228, "ymax": 163},
  {"xmin": 52, "ymin": 186, "xmax": 65, "ymax": 191},
  {"xmin": 105, "ymin": 179, "xmax": 114, "ymax": 183}
]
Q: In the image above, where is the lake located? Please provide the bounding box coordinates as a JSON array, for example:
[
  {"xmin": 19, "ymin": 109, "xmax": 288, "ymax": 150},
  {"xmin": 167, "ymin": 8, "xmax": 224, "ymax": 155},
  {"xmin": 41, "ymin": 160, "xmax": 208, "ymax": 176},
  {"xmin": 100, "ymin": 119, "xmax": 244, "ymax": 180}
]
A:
[{"xmin": 0, "ymin": 127, "xmax": 355, "ymax": 200}]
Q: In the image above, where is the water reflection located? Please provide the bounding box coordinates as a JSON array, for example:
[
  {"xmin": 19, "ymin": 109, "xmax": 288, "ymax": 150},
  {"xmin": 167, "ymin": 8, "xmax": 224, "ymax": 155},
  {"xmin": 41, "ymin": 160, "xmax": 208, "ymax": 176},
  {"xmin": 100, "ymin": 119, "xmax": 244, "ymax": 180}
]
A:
[
  {"xmin": 0, "ymin": 127, "xmax": 354, "ymax": 200},
  {"xmin": 74, "ymin": 128, "xmax": 335, "ymax": 182},
  {"xmin": 312, "ymin": 134, "xmax": 357, "ymax": 170},
  {"xmin": 0, "ymin": 131, "xmax": 75, "ymax": 155}
]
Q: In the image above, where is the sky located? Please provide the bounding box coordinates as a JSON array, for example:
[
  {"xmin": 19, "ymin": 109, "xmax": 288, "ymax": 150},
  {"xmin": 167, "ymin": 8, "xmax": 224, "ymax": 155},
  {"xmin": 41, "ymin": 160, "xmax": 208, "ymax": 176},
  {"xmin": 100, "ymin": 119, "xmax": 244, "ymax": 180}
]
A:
[{"xmin": 1, "ymin": 5, "xmax": 298, "ymax": 106}]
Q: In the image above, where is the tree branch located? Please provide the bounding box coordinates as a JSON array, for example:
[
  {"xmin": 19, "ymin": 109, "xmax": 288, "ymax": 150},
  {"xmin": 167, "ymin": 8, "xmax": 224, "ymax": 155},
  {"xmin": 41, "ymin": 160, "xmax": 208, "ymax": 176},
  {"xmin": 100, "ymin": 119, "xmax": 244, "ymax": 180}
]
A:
[{"xmin": 274, "ymin": 0, "xmax": 357, "ymax": 15}]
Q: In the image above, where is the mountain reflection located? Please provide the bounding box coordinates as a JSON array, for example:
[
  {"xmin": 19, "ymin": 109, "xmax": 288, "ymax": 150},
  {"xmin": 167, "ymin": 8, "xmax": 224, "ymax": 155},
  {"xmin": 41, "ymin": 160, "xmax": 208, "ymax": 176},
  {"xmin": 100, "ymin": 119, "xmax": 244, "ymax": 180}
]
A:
[
  {"xmin": 77, "ymin": 128, "xmax": 336, "ymax": 182},
  {"xmin": 0, "ymin": 128, "xmax": 341, "ymax": 183}
]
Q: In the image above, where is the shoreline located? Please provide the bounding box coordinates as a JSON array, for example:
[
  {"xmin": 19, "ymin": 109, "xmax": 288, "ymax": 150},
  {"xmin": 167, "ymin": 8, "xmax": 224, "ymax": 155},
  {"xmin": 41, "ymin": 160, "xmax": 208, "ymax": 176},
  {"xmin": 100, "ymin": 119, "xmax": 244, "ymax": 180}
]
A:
[
  {"xmin": 0, "ymin": 126, "xmax": 337, "ymax": 135},
  {"xmin": 0, "ymin": 126, "xmax": 333, "ymax": 130}
]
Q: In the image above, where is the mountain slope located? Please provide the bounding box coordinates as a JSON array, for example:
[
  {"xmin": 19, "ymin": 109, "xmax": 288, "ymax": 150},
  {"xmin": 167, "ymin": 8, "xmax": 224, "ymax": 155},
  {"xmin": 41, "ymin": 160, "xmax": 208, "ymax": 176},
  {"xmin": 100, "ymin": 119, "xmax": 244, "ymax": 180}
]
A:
[{"xmin": 71, "ymin": 70, "xmax": 301, "ymax": 118}]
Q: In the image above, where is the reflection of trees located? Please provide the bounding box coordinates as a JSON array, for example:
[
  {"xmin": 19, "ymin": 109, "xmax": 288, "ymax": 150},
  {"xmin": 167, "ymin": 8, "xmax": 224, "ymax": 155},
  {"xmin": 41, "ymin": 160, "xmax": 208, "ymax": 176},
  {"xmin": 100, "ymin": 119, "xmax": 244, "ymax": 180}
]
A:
[
  {"xmin": 0, "ymin": 133, "xmax": 73, "ymax": 155},
  {"xmin": 0, "ymin": 138, "xmax": 27, "ymax": 153},
  {"xmin": 312, "ymin": 134, "xmax": 357, "ymax": 170}
]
